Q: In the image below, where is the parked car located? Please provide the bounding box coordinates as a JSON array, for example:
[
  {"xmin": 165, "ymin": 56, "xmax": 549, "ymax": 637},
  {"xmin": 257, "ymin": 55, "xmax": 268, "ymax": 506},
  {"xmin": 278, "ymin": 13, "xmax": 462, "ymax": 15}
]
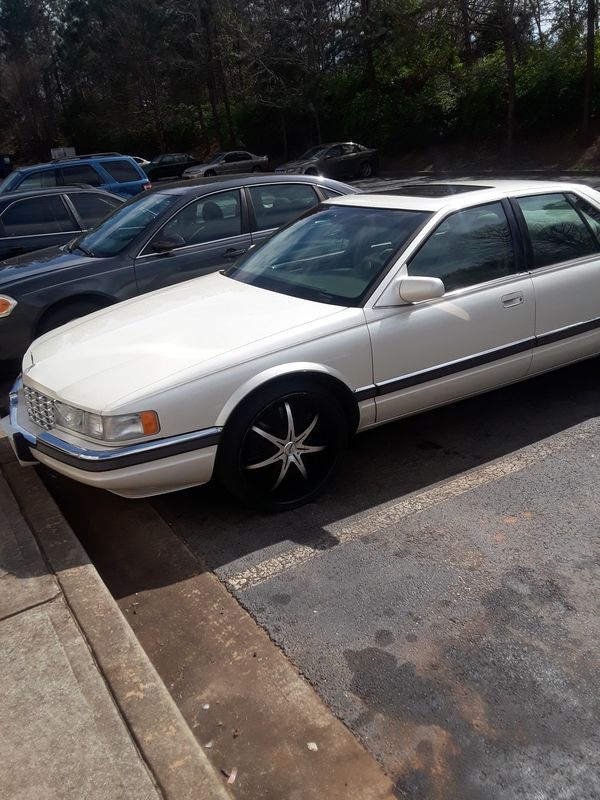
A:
[
  {"xmin": 276, "ymin": 142, "xmax": 378, "ymax": 179},
  {"xmin": 0, "ymin": 173, "xmax": 355, "ymax": 360},
  {"xmin": 0, "ymin": 154, "xmax": 150, "ymax": 198},
  {"xmin": 0, "ymin": 186, "xmax": 124, "ymax": 261},
  {"xmin": 5, "ymin": 180, "xmax": 600, "ymax": 510},
  {"xmin": 145, "ymin": 153, "xmax": 203, "ymax": 182},
  {"xmin": 183, "ymin": 151, "xmax": 269, "ymax": 179}
]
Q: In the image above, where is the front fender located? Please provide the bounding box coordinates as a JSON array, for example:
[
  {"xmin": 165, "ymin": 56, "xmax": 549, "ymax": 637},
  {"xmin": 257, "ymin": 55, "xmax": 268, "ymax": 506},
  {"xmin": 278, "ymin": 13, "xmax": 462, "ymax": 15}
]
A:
[{"xmin": 215, "ymin": 361, "xmax": 355, "ymax": 427}]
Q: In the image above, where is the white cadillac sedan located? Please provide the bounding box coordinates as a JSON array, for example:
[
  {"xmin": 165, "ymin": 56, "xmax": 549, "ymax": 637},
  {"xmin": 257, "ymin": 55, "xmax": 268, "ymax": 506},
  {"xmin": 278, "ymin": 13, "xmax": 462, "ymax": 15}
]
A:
[{"xmin": 4, "ymin": 180, "xmax": 600, "ymax": 510}]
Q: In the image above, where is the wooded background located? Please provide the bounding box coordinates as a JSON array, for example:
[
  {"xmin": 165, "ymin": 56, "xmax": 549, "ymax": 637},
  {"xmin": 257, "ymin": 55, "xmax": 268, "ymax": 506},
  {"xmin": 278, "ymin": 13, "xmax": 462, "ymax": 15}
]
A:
[{"xmin": 0, "ymin": 1, "xmax": 597, "ymax": 163}]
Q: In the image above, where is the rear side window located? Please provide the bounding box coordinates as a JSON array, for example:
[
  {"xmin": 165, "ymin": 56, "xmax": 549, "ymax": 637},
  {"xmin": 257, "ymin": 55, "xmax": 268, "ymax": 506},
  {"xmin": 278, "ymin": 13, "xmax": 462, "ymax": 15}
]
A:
[
  {"xmin": 101, "ymin": 159, "xmax": 143, "ymax": 182},
  {"xmin": 60, "ymin": 164, "xmax": 102, "ymax": 187},
  {"xmin": 408, "ymin": 201, "xmax": 515, "ymax": 291},
  {"xmin": 249, "ymin": 184, "xmax": 319, "ymax": 231},
  {"xmin": 0, "ymin": 195, "xmax": 76, "ymax": 236},
  {"xmin": 320, "ymin": 187, "xmax": 343, "ymax": 199},
  {"xmin": 18, "ymin": 170, "xmax": 58, "ymax": 190},
  {"xmin": 67, "ymin": 192, "xmax": 122, "ymax": 228},
  {"xmin": 516, "ymin": 193, "xmax": 597, "ymax": 269}
]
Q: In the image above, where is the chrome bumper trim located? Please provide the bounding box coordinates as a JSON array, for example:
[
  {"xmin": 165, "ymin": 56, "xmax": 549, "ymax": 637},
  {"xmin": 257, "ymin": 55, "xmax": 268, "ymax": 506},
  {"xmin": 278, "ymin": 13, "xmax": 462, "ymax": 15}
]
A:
[{"xmin": 7, "ymin": 377, "xmax": 222, "ymax": 473}]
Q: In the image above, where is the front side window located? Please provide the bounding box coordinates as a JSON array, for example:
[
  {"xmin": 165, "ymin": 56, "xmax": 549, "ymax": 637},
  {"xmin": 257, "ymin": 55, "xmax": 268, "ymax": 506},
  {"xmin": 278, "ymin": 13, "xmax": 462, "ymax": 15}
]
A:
[
  {"xmin": 516, "ymin": 193, "xmax": 597, "ymax": 269},
  {"xmin": 151, "ymin": 189, "xmax": 242, "ymax": 248},
  {"xmin": 249, "ymin": 184, "xmax": 319, "ymax": 231},
  {"xmin": 1, "ymin": 195, "xmax": 75, "ymax": 236},
  {"xmin": 101, "ymin": 159, "xmax": 142, "ymax": 183},
  {"xmin": 18, "ymin": 170, "xmax": 58, "ymax": 190},
  {"xmin": 408, "ymin": 201, "xmax": 515, "ymax": 292},
  {"xmin": 67, "ymin": 192, "xmax": 123, "ymax": 228},
  {"xmin": 226, "ymin": 204, "xmax": 431, "ymax": 306},
  {"xmin": 61, "ymin": 164, "xmax": 102, "ymax": 186},
  {"xmin": 73, "ymin": 192, "xmax": 178, "ymax": 257}
]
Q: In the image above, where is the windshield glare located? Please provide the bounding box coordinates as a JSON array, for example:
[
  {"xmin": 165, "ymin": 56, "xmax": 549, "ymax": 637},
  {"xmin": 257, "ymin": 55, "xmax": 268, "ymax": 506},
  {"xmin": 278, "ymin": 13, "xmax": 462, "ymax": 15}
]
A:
[
  {"xmin": 226, "ymin": 204, "xmax": 431, "ymax": 306},
  {"xmin": 73, "ymin": 192, "xmax": 178, "ymax": 257}
]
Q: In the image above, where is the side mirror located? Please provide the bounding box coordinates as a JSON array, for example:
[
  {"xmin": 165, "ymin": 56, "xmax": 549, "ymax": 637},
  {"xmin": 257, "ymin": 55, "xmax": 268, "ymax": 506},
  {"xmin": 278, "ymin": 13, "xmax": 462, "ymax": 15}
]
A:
[
  {"xmin": 398, "ymin": 276, "xmax": 445, "ymax": 304},
  {"xmin": 151, "ymin": 234, "xmax": 185, "ymax": 254}
]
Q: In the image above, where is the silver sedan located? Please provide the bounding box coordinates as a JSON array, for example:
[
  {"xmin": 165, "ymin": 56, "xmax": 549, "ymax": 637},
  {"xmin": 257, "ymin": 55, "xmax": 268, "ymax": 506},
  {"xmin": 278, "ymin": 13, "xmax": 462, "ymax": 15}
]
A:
[{"xmin": 183, "ymin": 150, "xmax": 268, "ymax": 179}]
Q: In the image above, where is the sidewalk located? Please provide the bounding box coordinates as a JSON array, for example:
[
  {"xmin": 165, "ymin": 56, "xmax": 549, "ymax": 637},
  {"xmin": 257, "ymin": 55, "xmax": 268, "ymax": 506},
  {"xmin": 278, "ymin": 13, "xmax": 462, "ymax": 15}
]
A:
[{"xmin": 0, "ymin": 438, "xmax": 231, "ymax": 800}]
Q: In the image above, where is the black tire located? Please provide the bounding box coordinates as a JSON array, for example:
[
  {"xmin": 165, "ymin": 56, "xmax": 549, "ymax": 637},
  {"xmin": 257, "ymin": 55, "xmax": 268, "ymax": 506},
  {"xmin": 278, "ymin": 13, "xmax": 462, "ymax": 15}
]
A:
[
  {"xmin": 217, "ymin": 381, "xmax": 348, "ymax": 511},
  {"xmin": 359, "ymin": 161, "xmax": 374, "ymax": 179},
  {"xmin": 204, "ymin": 169, "xmax": 216, "ymax": 177},
  {"xmin": 304, "ymin": 167, "xmax": 318, "ymax": 176},
  {"xmin": 251, "ymin": 165, "xmax": 263, "ymax": 172},
  {"xmin": 36, "ymin": 299, "xmax": 108, "ymax": 337}
]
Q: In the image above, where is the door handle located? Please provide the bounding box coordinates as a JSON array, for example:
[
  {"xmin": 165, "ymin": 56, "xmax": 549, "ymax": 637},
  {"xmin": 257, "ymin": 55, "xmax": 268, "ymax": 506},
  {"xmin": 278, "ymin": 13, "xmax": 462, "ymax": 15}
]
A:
[
  {"xmin": 501, "ymin": 292, "xmax": 524, "ymax": 308},
  {"xmin": 224, "ymin": 247, "xmax": 247, "ymax": 259}
]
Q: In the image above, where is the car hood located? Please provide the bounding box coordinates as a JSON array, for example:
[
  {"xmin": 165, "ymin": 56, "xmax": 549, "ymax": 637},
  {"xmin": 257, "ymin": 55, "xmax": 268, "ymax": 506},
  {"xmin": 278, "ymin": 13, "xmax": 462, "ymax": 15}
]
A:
[
  {"xmin": 24, "ymin": 271, "xmax": 348, "ymax": 413},
  {"xmin": 0, "ymin": 245, "xmax": 91, "ymax": 285}
]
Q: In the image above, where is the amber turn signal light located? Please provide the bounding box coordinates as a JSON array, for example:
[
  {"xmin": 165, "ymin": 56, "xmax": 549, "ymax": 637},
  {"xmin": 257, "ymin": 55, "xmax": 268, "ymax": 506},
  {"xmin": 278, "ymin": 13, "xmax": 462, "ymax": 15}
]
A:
[{"xmin": 139, "ymin": 410, "xmax": 160, "ymax": 435}]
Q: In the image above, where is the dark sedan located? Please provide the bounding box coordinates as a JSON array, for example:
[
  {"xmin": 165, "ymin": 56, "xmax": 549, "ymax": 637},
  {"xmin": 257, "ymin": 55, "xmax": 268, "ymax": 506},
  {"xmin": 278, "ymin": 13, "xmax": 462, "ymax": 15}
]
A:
[
  {"xmin": 0, "ymin": 174, "xmax": 356, "ymax": 360},
  {"xmin": 276, "ymin": 142, "xmax": 378, "ymax": 180},
  {"xmin": 145, "ymin": 153, "xmax": 203, "ymax": 182},
  {"xmin": 0, "ymin": 186, "xmax": 124, "ymax": 261}
]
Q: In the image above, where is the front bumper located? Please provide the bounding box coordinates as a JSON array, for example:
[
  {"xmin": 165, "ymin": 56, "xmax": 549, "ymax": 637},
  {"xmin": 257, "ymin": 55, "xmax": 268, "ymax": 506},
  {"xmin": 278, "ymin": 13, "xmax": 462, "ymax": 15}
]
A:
[{"xmin": 1, "ymin": 378, "xmax": 222, "ymax": 497}]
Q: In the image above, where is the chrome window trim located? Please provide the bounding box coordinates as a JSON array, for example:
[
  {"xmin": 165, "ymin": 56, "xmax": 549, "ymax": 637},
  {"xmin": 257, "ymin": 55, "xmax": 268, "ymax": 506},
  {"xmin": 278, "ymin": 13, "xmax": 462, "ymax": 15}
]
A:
[{"xmin": 0, "ymin": 192, "xmax": 79, "ymax": 238}]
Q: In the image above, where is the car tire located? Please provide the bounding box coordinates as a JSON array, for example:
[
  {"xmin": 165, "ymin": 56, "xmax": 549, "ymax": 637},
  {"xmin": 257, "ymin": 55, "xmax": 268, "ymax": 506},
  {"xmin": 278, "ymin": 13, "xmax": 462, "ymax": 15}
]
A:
[
  {"xmin": 304, "ymin": 167, "xmax": 318, "ymax": 176},
  {"xmin": 217, "ymin": 380, "xmax": 348, "ymax": 511},
  {"xmin": 36, "ymin": 299, "xmax": 109, "ymax": 338},
  {"xmin": 204, "ymin": 169, "xmax": 216, "ymax": 177},
  {"xmin": 359, "ymin": 161, "xmax": 374, "ymax": 179},
  {"xmin": 251, "ymin": 165, "xmax": 262, "ymax": 172}
]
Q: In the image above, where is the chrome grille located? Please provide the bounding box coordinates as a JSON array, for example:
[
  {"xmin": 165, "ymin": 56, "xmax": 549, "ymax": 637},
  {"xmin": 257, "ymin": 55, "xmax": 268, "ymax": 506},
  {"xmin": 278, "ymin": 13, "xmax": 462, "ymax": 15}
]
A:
[{"xmin": 24, "ymin": 385, "xmax": 56, "ymax": 431}]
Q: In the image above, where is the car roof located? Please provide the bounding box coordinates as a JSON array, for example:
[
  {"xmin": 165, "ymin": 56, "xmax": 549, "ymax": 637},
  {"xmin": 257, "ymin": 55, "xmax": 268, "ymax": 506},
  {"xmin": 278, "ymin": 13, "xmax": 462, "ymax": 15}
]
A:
[
  {"xmin": 13, "ymin": 155, "xmax": 135, "ymax": 173},
  {"xmin": 326, "ymin": 180, "xmax": 589, "ymax": 213},
  {"xmin": 148, "ymin": 172, "xmax": 358, "ymax": 197},
  {"xmin": 0, "ymin": 185, "xmax": 123, "ymax": 204}
]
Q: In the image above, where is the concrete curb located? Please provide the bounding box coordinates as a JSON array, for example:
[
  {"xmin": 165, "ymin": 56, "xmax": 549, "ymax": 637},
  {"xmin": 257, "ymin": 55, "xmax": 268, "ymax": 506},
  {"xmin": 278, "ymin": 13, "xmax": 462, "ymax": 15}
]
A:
[{"xmin": 1, "ymin": 443, "xmax": 231, "ymax": 800}]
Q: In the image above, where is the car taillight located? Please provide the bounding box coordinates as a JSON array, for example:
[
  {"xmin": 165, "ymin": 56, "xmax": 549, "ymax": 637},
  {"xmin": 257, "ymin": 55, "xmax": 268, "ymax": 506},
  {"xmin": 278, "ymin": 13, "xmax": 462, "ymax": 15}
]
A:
[{"xmin": 143, "ymin": 182, "xmax": 152, "ymax": 190}]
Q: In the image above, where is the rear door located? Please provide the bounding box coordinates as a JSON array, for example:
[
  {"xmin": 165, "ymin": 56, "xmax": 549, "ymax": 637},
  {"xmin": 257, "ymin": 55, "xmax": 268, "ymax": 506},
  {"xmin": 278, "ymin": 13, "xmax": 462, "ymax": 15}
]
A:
[
  {"xmin": 512, "ymin": 190, "xmax": 600, "ymax": 373},
  {"xmin": 0, "ymin": 194, "xmax": 79, "ymax": 259},
  {"xmin": 133, "ymin": 188, "xmax": 251, "ymax": 292},
  {"xmin": 96, "ymin": 159, "xmax": 148, "ymax": 196}
]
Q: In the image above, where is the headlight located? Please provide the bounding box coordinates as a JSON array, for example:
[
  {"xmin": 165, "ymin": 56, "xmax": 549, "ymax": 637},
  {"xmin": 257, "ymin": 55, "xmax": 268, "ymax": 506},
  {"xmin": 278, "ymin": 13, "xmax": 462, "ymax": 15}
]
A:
[
  {"xmin": 0, "ymin": 295, "xmax": 17, "ymax": 317},
  {"xmin": 55, "ymin": 402, "xmax": 160, "ymax": 442}
]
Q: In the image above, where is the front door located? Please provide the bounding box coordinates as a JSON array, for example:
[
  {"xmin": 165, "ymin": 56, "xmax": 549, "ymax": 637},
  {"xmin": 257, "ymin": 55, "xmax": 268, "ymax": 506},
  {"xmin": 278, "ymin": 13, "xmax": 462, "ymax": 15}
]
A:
[
  {"xmin": 366, "ymin": 200, "xmax": 536, "ymax": 422},
  {"xmin": 134, "ymin": 189, "xmax": 251, "ymax": 293}
]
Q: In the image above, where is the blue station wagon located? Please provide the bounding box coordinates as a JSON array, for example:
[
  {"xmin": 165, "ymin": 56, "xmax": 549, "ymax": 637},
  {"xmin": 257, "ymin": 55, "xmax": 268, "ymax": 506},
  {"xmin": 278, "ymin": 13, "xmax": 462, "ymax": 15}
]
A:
[{"xmin": 0, "ymin": 154, "xmax": 151, "ymax": 198}]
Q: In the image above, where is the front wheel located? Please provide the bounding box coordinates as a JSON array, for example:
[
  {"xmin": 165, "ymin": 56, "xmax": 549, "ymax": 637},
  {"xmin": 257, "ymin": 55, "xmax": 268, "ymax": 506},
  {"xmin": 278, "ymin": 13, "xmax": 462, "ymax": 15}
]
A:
[
  {"xmin": 204, "ymin": 169, "xmax": 216, "ymax": 177},
  {"xmin": 217, "ymin": 385, "xmax": 347, "ymax": 511}
]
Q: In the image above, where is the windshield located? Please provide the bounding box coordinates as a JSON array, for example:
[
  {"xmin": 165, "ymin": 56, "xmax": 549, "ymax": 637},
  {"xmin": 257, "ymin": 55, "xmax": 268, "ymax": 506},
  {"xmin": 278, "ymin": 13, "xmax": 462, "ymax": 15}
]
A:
[
  {"xmin": 0, "ymin": 171, "xmax": 19, "ymax": 192},
  {"xmin": 72, "ymin": 192, "xmax": 178, "ymax": 257},
  {"xmin": 300, "ymin": 146, "xmax": 327, "ymax": 161},
  {"xmin": 226, "ymin": 204, "xmax": 431, "ymax": 306},
  {"xmin": 207, "ymin": 152, "xmax": 224, "ymax": 164}
]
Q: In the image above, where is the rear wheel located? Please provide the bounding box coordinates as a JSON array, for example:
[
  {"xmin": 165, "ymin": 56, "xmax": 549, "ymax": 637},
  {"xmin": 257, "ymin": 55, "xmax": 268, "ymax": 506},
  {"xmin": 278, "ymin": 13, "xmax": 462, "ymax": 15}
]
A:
[
  {"xmin": 359, "ymin": 161, "xmax": 374, "ymax": 179},
  {"xmin": 251, "ymin": 165, "xmax": 262, "ymax": 172},
  {"xmin": 217, "ymin": 383, "xmax": 347, "ymax": 511},
  {"xmin": 36, "ymin": 299, "xmax": 108, "ymax": 337}
]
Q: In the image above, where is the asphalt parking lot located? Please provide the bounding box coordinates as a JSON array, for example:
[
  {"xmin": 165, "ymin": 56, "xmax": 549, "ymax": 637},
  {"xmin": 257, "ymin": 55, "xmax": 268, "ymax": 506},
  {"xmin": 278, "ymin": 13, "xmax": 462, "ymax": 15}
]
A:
[
  {"xmin": 2, "ymin": 173, "xmax": 600, "ymax": 799},
  {"xmin": 33, "ymin": 356, "xmax": 600, "ymax": 799}
]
